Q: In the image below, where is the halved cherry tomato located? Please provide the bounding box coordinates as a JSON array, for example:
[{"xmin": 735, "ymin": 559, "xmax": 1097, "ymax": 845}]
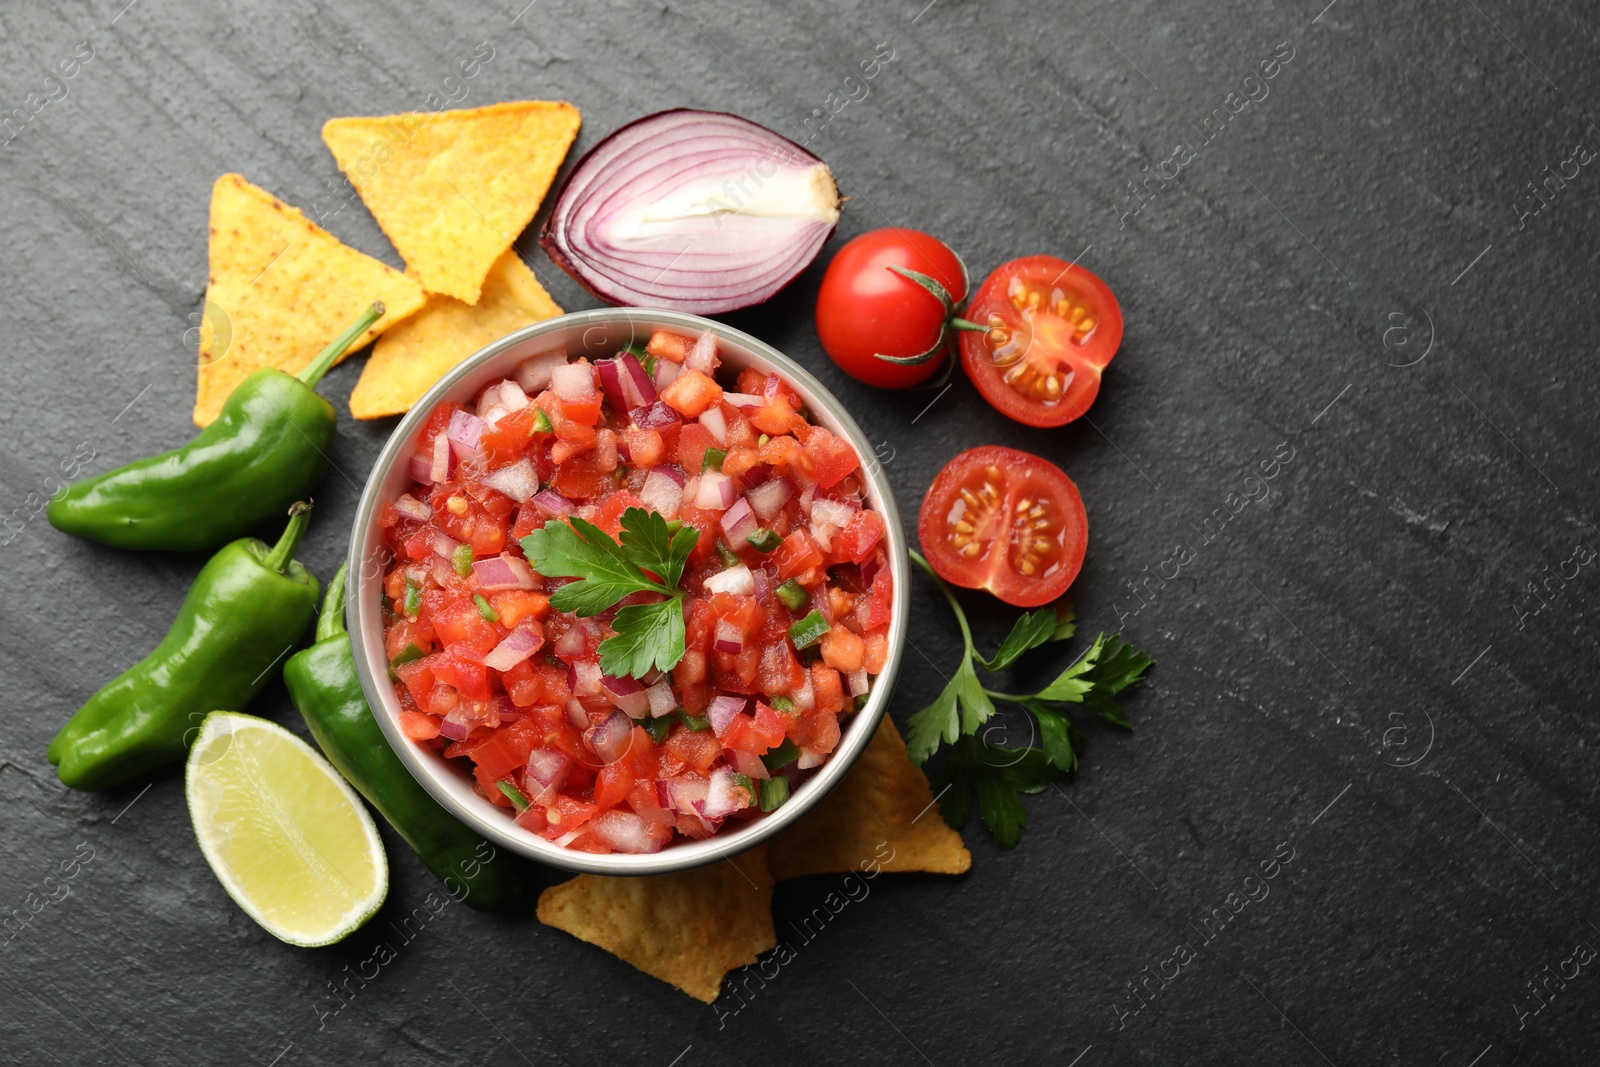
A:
[
  {"xmin": 958, "ymin": 255, "xmax": 1123, "ymax": 427},
  {"xmin": 815, "ymin": 229, "xmax": 967, "ymax": 389},
  {"xmin": 918, "ymin": 445, "xmax": 1087, "ymax": 608}
]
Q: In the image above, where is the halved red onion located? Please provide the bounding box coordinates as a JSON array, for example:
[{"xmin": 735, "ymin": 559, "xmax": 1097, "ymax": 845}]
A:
[
  {"xmin": 601, "ymin": 673, "xmax": 650, "ymax": 718},
  {"xmin": 719, "ymin": 497, "xmax": 757, "ymax": 542},
  {"xmin": 551, "ymin": 361, "xmax": 595, "ymax": 402},
  {"xmin": 687, "ymin": 331, "xmax": 719, "ymax": 375},
  {"xmin": 584, "ymin": 710, "xmax": 634, "ymax": 764},
  {"xmin": 539, "ymin": 109, "xmax": 841, "ymax": 314},
  {"xmin": 727, "ymin": 748, "xmax": 769, "ymax": 781},
  {"xmin": 703, "ymin": 766, "xmax": 753, "ymax": 818},
  {"xmin": 746, "ymin": 478, "xmax": 792, "ymax": 522},
  {"xmin": 705, "ymin": 564, "xmax": 754, "ymax": 597},
  {"xmin": 645, "ymin": 678, "xmax": 677, "ymax": 718},
  {"xmin": 472, "ymin": 554, "xmax": 536, "ymax": 590},
  {"xmin": 481, "ymin": 457, "xmax": 538, "ymax": 502},
  {"xmin": 639, "ymin": 469, "xmax": 685, "ymax": 519},
  {"xmin": 485, "ymin": 623, "xmax": 546, "ymax": 671},
  {"xmin": 713, "ymin": 618, "xmax": 745, "ymax": 655},
  {"xmin": 407, "ymin": 453, "xmax": 433, "ymax": 485},
  {"xmin": 430, "ymin": 433, "xmax": 452, "ymax": 484},
  {"xmin": 695, "ymin": 471, "xmax": 735, "ymax": 510},
  {"xmin": 447, "ymin": 409, "xmax": 487, "ymax": 463},
  {"xmin": 598, "ymin": 352, "xmax": 657, "ymax": 411},
  {"xmin": 632, "ymin": 399, "xmax": 683, "ymax": 431},
  {"xmin": 531, "ymin": 489, "xmax": 575, "ymax": 519},
  {"xmin": 707, "ymin": 695, "xmax": 748, "ymax": 737},
  {"xmin": 394, "ymin": 493, "xmax": 432, "ymax": 522},
  {"xmin": 516, "ymin": 348, "xmax": 568, "ymax": 394}
]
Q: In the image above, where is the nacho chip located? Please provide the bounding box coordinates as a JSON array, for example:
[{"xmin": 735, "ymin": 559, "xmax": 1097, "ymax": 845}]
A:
[
  {"xmin": 348, "ymin": 249, "xmax": 562, "ymax": 419},
  {"xmin": 321, "ymin": 101, "xmax": 581, "ymax": 303},
  {"xmin": 194, "ymin": 174, "xmax": 426, "ymax": 426},
  {"xmin": 768, "ymin": 717, "xmax": 972, "ymax": 880},
  {"xmin": 537, "ymin": 845, "xmax": 774, "ymax": 1003}
]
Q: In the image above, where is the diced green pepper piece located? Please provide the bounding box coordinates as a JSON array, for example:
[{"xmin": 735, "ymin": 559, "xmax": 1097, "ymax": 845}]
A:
[
  {"xmin": 762, "ymin": 738, "xmax": 800, "ymax": 770},
  {"xmin": 675, "ymin": 709, "xmax": 712, "ymax": 732},
  {"xmin": 403, "ymin": 580, "xmax": 421, "ymax": 617},
  {"xmin": 474, "ymin": 594, "xmax": 499, "ymax": 622},
  {"xmin": 532, "ymin": 409, "xmax": 553, "ymax": 434},
  {"xmin": 775, "ymin": 579, "xmax": 809, "ymax": 611},
  {"xmin": 702, "ymin": 447, "xmax": 727, "ymax": 473},
  {"xmin": 452, "ymin": 543, "xmax": 474, "ymax": 578},
  {"xmin": 389, "ymin": 642, "xmax": 425, "ymax": 668},
  {"xmin": 497, "ymin": 779, "xmax": 530, "ymax": 811},
  {"xmin": 759, "ymin": 776, "xmax": 790, "ymax": 812},
  {"xmin": 769, "ymin": 695, "xmax": 796, "ymax": 713},
  {"xmin": 788, "ymin": 609, "xmax": 830, "ymax": 650},
  {"xmin": 642, "ymin": 715, "xmax": 673, "ymax": 744},
  {"xmin": 715, "ymin": 540, "xmax": 741, "ymax": 567},
  {"xmin": 745, "ymin": 528, "xmax": 781, "ymax": 552}
]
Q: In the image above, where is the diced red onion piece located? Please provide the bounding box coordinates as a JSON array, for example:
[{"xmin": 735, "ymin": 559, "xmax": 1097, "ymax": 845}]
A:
[
  {"xmin": 566, "ymin": 698, "xmax": 589, "ymax": 730},
  {"xmin": 796, "ymin": 747, "xmax": 828, "ymax": 770},
  {"xmin": 584, "ymin": 710, "xmax": 634, "ymax": 764},
  {"xmin": 569, "ymin": 659, "xmax": 603, "ymax": 698},
  {"xmin": 702, "ymin": 766, "xmax": 752, "ymax": 818},
  {"xmin": 653, "ymin": 358, "xmax": 682, "ymax": 390},
  {"xmin": 485, "ymin": 623, "xmax": 546, "ymax": 671},
  {"xmin": 698, "ymin": 405, "xmax": 727, "ymax": 444},
  {"xmin": 437, "ymin": 715, "xmax": 470, "ymax": 741},
  {"xmin": 551, "ymin": 362, "xmax": 595, "ymax": 402},
  {"xmin": 695, "ymin": 471, "xmax": 735, "ymax": 511},
  {"xmin": 746, "ymin": 478, "xmax": 792, "ymax": 522},
  {"xmin": 588, "ymin": 809, "xmax": 672, "ymax": 854},
  {"xmin": 554, "ymin": 625, "xmax": 587, "ymax": 659},
  {"xmin": 446, "ymin": 409, "xmax": 487, "ymax": 462},
  {"xmin": 727, "ymin": 748, "xmax": 769, "ymax": 781},
  {"xmin": 847, "ymin": 668, "xmax": 870, "ymax": 697},
  {"xmin": 471, "ymin": 553, "xmax": 537, "ymax": 590},
  {"xmin": 408, "ymin": 454, "xmax": 433, "ymax": 485},
  {"xmin": 481, "ymin": 457, "xmax": 539, "ymax": 502},
  {"xmin": 687, "ymin": 331, "xmax": 718, "ymax": 375},
  {"xmin": 659, "ymin": 774, "xmax": 710, "ymax": 815},
  {"xmin": 633, "ymin": 400, "xmax": 683, "ymax": 431},
  {"xmin": 707, "ymin": 695, "xmax": 748, "ymax": 738},
  {"xmin": 539, "ymin": 109, "xmax": 840, "ymax": 314},
  {"xmin": 705, "ymin": 564, "xmax": 754, "ymax": 596},
  {"xmin": 713, "ymin": 618, "xmax": 744, "ymax": 655},
  {"xmin": 601, "ymin": 673, "xmax": 650, "ymax": 718},
  {"xmin": 598, "ymin": 352, "xmax": 657, "ymax": 411},
  {"xmin": 516, "ymin": 349, "xmax": 568, "ymax": 394},
  {"xmin": 721, "ymin": 392, "xmax": 763, "ymax": 409},
  {"xmin": 431, "ymin": 529, "xmax": 462, "ymax": 559},
  {"xmin": 639, "ymin": 470, "xmax": 684, "ymax": 520},
  {"xmin": 394, "ymin": 494, "xmax": 432, "ymax": 522},
  {"xmin": 430, "ymin": 433, "xmax": 452, "ymax": 484},
  {"xmin": 718, "ymin": 497, "xmax": 757, "ymax": 542},
  {"xmin": 531, "ymin": 489, "xmax": 575, "ymax": 519},
  {"xmin": 645, "ymin": 679, "xmax": 677, "ymax": 718},
  {"xmin": 811, "ymin": 498, "xmax": 858, "ymax": 529}
]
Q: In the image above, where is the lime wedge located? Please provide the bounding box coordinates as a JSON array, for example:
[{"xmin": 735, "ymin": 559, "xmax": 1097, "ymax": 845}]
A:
[{"xmin": 185, "ymin": 711, "xmax": 387, "ymax": 947}]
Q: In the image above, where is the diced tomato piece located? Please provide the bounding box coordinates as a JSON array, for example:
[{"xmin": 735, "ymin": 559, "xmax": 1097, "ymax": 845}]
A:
[
  {"xmin": 811, "ymin": 664, "xmax": 846, "ymax": 714},
  {"xmin": 832, "ymin": 509, "xmax": 885, "ymax": 565},
  {"xmin": 774, "ymin": 530, "xmax": 826, "ymax": 586},
  {"xmin": 490, "ymin": 591, "xmax": 548, "ymax": 629},
  {"xmin": 863, "ymin": 567, "xmax": 893, "ymax": 630},
  {"xmin": 552, "ymin": 457, "xmax": 615, "ymax": 500},
  {"xmin": 863, "ymin": 627, "xmax": 889, "ymax": 674},
  {"xmin": 542, "ymin": 795, "xmax": 599, "ymax": 839},
  {"xmin": 676, "ymin": 423, "xmax": 719, "ymax": 472},
  {"xmin": 757, "ymin": 625, "xmax": 807, "ymax": 695},
  {"xmin": 724, "ymin": 411, "xmax": 757, "ymax": 450},
  {"xmin": 433, "ymin": 643, "xmax": 491, "ymax": 701},
  {"xmin": 726, "ymin": 703, "xmax": 788, "ymax": 754},
  {"xmin": 421, "ymin": 590, "xmax": 500, "ymax": 652},
  {"xmin": 647, "ymin": 330, "xmax": 692, "ymax": 364},
  {"xmin": 762, "ymin": 372, "xmax": 803, "ymax": 405},
  {"xmin": 660, "ymin": 369, "xmax": 723, "ymax": 417},
  {"xmin": 626, "ymin": 780, "xmax": 678, "ymax": 827},
  {"xmin": 619, "ymin": 426, "xmax": 664, "ymax": 467},
  {"xmin": 394, "ymin": 658, "xmax": 436, "ymax": 705},
  {"xmin": 480, "ymin": 406, "xmax": 537, "ymax": 465},
  {"xmin": 384, "ymin": 617, "xmax": 434, "ymax": 660},
  {"xmin": 820, "ymin": 625, "xmax": 866, "ymax": 673},
  {"xmin": 799, "ymin": 426, "xmax": 860, "ymax": 488},
  {"xmin": 736, "ymin": 368, "xmax": 767, "ymax": 394},
  {"xmin": 417, "ymin": 402, "xmax": 461, "ymax": 454},
  {"xmin": 398, "ymin": 711, "xmax": 439, "ymax": 740},
  {"xmin": 591, "ymin": 489, "xmax": 647, "ymax": 537},
  {"xmin": 751, "ymin": 395, "xmax": 802, "ymax": 436},
  {"xmin": 707, "ymin": 592, "xmax": 764, "ymax": 643},
  {"xmin": 676, "ymin": 503, "xmax": 722, "ymax": 567},
  {"xmin": 664, "ymin": 729, "xmax": 721, "ymax": 774},
  {"xmin": 512, "ymin": 501, "xmax": 544, "ymax": 539},
  {"xmin": 546, "ymin": 400, "xmax": 598, "ymax": 447},
  {"xmin": 466, "ymin": 718, "xmax": 542, "ymax": 781},
  {"xmin": 721, "ymin": 446, "xmax": 761, "ymax": 486},
  {"xmin": 751, "ymin": 702, "xmax": 788, "ymax": 748},
  {"xmin": 561, "ymin": 395, "xmax": 602, "ymax": 426},
  {"xmin": 757, "ymin": 434, "xmax": 803, "ymax": 474},
  {"xmin": 789, "ymin": 706, "xmax": 841, "ymax": 754}
]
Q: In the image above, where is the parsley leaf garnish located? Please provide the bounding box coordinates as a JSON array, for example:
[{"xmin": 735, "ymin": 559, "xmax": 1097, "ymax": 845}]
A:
[
  {"xmin": 521, "ymin": 508, "xmax": 699, "ymax": 678},
  {"xmin": 904, "ymin": 550, "xmax": 1154, "ymax": 849}
]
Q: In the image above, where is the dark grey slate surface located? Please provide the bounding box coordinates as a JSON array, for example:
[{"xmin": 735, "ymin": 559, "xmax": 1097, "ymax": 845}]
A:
[{"xmin": 2, "ymin": 0, "xmax": 1597, "ymax": 1063}]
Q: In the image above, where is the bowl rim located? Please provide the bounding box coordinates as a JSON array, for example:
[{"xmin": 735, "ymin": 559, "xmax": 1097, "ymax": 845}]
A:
[{"xmin": 346, "ymin": 307, "xmax": 910, "ymax": 876}]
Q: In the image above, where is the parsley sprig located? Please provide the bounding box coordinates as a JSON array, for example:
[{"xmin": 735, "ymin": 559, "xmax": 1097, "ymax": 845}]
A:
[
  {"xmin": 520, "ymin": 508, "xmax": 698, "ymax": 679},
  {"xmin": 905, "ymin": 550, "xmax": 1154, "ymax": 849}
]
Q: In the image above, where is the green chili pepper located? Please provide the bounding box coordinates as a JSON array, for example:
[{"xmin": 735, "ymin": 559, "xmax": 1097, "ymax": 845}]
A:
[
  {"xmin": 702, "ymin": 447, "xmax": 727, "ymax": 473},
  {"xmin": 715, "ymin": 540, "xmax": 741, "ymax": 568},
  {"xmin": 452, "ymin": 543, "xmax": 474, "ymax": 577},
  {"xmin": 47, "ymin": 503, "xmax": 321, "ymax": 791},
  {"xmin": 675, "ymin": 709, "xmax": 712, "ymax": 732},
  {"xmin": 641, "ymin": 715, "xmax": 673, "ymax": 744},
  {"xmin": 775, "ymin": 579, "xmax": 809, "ymax": 611},
  {"xmin": 47, "ymin": 305, "xmax": 384, "ymax": 552},
  {"xmin": 745, "ymin": 528, "xmax": 781, "ymax": 552},
  {"xmin": 759, "ymin": 776, "xmax": 790, "ymax": 812},
  {"xmin": 283, "ymin": 564, "xmax": 524, "ymax": 912},
  {"xmin": 788, "ymin": 609, "xmax": 830, "ymax": 650},
  {"xmin": 532, "ymin": 409, "xmax": 553, "ymax": 435},
  {"xmin": 473, "ymin": 594, "xmax": 499, "ymax": 622}
]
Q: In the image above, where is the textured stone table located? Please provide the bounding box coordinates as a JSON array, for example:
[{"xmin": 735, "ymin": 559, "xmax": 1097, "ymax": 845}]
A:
[{"xmin": 2, "ymin": 1, "xmax": 1596, "ymax": 1063}]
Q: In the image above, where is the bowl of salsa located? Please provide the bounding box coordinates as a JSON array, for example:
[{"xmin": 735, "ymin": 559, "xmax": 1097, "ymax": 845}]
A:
[{"xmin": 347, "ymin": 309, "xmax": 909, "ymax": 875}]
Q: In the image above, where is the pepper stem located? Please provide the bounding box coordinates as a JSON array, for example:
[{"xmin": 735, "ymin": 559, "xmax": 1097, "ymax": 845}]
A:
[
  {"xmin": 316, "ymin": 562, "xmax": 349, "ymax": 642},
  {"xmin": 264, "ymin": 501, "xmax": 313, "ymax": 574},
  {"xmin": 297, "ymin": 302, "xmax": 386, "ymax": 388}
]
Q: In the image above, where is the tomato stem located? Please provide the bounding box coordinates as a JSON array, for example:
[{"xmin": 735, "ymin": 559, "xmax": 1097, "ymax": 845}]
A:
[{"xmin": 950, "ymin": 318, "xmax": 987, "ymax": 333}]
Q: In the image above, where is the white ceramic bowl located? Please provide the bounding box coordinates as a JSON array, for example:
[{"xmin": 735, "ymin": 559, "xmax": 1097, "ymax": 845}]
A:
[{"xmin": 347, "ymin": 309, "xmax": 909, "ymax": 875}]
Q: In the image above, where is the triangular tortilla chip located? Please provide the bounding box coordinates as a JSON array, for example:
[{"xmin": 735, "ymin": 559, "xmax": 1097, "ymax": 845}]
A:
[
  {"xmin": 768, "ymin": 717, "xmax": 971, "ymax": 880},
  {"xmin": 537, "ymin": 845, "xmax": 774, "ymax": 1003},
  {"xmin": 194, "ymin": 174, "xmax": 426, "ymax": 426},
  {"xmin": 321, "ymin": 101, "xmax": 581, "ymax": 303},
  {"xmin": 349, "ymin": 249, "xmax": 562, "ymax": 419}
]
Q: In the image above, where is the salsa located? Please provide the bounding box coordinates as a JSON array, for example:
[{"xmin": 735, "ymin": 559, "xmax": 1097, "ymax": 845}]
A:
[{"xmin": 376, "ymin": 329, "xmax": 893, "ymax": 854}]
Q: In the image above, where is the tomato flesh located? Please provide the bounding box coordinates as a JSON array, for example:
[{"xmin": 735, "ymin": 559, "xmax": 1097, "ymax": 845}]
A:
[
  {"xmin": 959, "ymin": 256, "xmax": 1123, "ymax": 427},
  {"xmin": 918, "ymin": 445, "xmax": 1086, "ymax": 607}
]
